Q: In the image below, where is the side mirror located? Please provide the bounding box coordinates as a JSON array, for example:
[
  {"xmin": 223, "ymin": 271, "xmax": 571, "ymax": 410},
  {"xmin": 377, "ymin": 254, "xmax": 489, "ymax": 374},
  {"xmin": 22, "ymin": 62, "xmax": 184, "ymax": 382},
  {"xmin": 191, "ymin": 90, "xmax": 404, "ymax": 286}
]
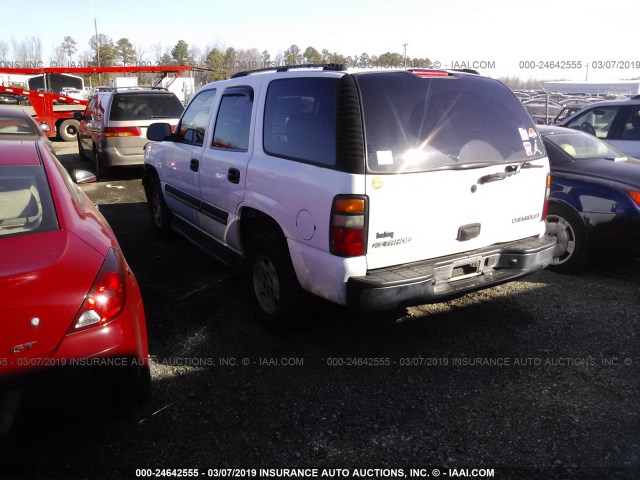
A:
[
  {"xmin": 147, "ymin": 122, "xmax": 173, "ymax": 141},
  {"xmin": 71, "ymin": 169, "xmax": 97, "ymax": 184}
]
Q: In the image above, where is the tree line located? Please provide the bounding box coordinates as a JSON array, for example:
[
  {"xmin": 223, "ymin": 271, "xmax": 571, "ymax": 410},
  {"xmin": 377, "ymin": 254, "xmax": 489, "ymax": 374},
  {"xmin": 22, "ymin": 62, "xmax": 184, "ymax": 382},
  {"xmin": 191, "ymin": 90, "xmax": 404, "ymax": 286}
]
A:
[{"xmin": 0, "ymin": 34, "xmax": 579, "ymax": 89}]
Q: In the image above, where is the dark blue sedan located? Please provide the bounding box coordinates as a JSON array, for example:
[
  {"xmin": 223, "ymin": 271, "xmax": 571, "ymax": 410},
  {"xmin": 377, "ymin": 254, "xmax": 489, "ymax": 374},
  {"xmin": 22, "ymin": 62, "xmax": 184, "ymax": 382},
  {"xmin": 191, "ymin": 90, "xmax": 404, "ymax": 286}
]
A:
[{"xmin": 539, "ymin": 125, "xmax": 640, "ymax": 272}]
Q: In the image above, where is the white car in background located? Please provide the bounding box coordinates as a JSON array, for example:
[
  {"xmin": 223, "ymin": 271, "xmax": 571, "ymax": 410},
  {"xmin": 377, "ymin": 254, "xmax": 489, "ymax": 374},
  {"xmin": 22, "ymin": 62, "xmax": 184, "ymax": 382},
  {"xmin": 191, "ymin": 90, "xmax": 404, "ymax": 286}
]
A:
[{"xmin": 60, "ymin": 88, "xmax": 86, "ymax": 101}]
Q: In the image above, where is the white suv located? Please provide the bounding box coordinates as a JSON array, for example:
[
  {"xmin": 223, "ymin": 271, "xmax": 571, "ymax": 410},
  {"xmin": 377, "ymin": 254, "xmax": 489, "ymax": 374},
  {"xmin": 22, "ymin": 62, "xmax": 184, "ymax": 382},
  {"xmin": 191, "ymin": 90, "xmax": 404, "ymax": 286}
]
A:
[{"xmin": 143, "ymin": 65, "xmax": 555, "ymax": 329}]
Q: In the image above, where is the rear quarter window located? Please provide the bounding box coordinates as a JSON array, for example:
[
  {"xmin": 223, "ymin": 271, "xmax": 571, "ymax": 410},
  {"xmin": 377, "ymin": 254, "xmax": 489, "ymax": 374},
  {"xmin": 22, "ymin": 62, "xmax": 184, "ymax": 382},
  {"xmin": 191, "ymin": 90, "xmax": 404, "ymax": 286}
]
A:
[
  {"xmin": 263, "ymin": 78, "xmax": 338, "ymax": 167},
  {"xmin": 356, "ymin": 72, "xmax": 543, "ymax": 173}
]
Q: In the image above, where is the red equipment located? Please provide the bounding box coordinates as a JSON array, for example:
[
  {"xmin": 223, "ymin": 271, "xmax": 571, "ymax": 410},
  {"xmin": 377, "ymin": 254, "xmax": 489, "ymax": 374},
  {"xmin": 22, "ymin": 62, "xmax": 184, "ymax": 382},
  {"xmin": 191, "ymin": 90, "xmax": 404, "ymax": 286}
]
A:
[{"xmin": 0, "ymin": 65, "xmax": 194, "ymax": 141}]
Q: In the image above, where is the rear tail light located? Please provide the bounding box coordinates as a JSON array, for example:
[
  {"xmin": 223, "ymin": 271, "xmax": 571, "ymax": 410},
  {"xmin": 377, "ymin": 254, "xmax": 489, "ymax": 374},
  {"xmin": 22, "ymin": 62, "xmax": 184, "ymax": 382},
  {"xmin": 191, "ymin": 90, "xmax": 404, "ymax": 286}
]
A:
[
  {"xmin": 542, "ymin": 174, "xmax": 551, "ymax": 220},
  {"xmin": 630, "ymin": 191, "xmax": 640, "ymax": 207},
  {"xmin": 103, "ymin": 126, "xmax": 141, "ymax": 137},
  {"xmin": 69, "ymin": 248, "xmax": 126, "ymax": 333},
  {"xmin": 330, "ymin": 196, "xmax": 367, "ymax": 257}
]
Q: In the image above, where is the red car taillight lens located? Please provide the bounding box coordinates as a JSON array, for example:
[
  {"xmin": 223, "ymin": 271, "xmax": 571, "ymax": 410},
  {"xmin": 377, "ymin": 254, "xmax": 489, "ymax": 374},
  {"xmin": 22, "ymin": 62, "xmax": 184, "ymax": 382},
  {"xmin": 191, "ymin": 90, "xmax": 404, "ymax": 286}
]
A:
[
  {"xmin": 630, "ymin": 191, "xmax": 640, "ymax": 207},
  {"xmin": 103, "ymin": 127, "xmax": 141, "ymax": 137},
  {"xmin": 330, "ymin": 196, "xmax": 367, "ymax": 257},
  {"xmin": 542, "ymin": 174, "xmax": 551, "ymax": 220},
  {"xmin": 70, "ymin": 248, "xmax": 126, "ymax": 333}
]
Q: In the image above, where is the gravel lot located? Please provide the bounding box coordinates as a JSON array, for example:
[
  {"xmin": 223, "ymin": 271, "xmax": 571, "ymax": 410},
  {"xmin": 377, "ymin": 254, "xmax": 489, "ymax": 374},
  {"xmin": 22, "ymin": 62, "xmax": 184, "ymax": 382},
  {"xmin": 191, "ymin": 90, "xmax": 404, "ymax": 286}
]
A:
[{"xmin": 1, "ymin": 140, "xmax": 639, "ymax": 480}]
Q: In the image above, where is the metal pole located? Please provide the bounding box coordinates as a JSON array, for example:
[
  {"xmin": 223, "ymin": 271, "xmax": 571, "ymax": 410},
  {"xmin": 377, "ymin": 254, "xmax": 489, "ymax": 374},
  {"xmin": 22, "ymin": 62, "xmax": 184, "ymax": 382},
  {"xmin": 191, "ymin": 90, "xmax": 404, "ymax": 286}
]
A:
[
  {"xmin": 94, "ymin": 18, "xmax": 100, "ymax": 84},
  {"xmin": 403, "ymin": 43, "xmax": 408, "ymax": 69}
]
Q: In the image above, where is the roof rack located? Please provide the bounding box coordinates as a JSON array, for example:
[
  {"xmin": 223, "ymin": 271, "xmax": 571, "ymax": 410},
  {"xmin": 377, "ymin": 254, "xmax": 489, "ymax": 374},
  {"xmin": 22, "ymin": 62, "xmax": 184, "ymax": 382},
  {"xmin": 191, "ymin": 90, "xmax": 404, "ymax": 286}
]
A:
[
  {"xmin": 232, "ymin": 63, "xmax": 346, "ymax": 78},
  {"xmin": 99, "ymin": 86, "xmax": 169, "ymax": 92},
  {"xmin": 450, "ymin": 68, "xmax": 480, "ymax": 75}
]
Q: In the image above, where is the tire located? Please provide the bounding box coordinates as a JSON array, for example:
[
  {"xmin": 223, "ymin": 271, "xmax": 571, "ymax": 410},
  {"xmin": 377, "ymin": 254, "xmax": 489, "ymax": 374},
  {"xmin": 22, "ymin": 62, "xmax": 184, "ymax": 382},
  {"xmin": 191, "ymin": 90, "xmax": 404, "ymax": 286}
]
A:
[
  {"xmin": 146, "ymin": 175, "xmax": 174, "ymax": 237},
  {"xmin": 77, "ymin": 137, "xmax": 89, "ymax": 161},
  {"xmin": 93, "ymin": 146, "xmax": 111, "ymax": 180},
  {"xmin": 245, "ymin": 231, "xmax": 303, "ymax": 331},
  {"xmin": 545, "ymin": 203, "xmax": 589, "ymax": 273},
  {"xmin": 59, "ymin": 119, "xmax": 79, "ymax": 142}
]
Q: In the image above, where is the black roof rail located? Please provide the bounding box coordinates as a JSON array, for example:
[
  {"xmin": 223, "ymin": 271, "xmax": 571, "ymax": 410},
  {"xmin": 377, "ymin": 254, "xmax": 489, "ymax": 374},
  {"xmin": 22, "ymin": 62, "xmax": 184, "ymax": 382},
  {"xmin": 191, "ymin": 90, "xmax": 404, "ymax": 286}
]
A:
[
  {"xmin": 450, "ymin": 68, "xmax": 480, "ymax": 75},
  {"xmin": 232, "ymin": 63, "xmax": 346, "ymax": 78},
  {"xmin": 108, "ymin": 86, "xmax": 169, "ymax": 92}
]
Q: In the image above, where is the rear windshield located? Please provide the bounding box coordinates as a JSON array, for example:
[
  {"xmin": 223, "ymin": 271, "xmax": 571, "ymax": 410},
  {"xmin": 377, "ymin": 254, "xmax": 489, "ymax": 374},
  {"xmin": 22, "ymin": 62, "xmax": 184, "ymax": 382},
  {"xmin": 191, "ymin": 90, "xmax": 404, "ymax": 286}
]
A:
[
  {"xmin": 355, "ymin": 72, "xmax": 544, "ymax": 173},
  {"xmin": 0, "ymin": 115, "xmax": 37, "ymax": 136},
  {"xmin": 109, "ymin": 93, "xmax": 185, "ymax": 121},
  {"xmin": 0, "ymin": 165, "xmax": 58, "ymax": 238}
]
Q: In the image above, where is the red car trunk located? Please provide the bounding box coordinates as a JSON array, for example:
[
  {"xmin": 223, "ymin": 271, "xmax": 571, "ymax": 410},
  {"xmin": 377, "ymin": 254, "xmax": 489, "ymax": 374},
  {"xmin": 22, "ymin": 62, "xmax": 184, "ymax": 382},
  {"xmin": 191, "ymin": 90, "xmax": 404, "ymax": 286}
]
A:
[{"xmin": 0, "ymin": 229, "xmax": 104, "ymax": 362}]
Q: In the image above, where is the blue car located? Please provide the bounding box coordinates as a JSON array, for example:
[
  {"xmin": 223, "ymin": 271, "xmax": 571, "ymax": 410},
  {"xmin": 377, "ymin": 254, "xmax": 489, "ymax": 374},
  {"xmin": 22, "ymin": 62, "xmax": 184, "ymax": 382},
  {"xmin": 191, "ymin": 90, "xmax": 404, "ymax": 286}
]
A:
[{"xmin": 539, "ymin": 125, "xmax": 640, "ymax": 272}]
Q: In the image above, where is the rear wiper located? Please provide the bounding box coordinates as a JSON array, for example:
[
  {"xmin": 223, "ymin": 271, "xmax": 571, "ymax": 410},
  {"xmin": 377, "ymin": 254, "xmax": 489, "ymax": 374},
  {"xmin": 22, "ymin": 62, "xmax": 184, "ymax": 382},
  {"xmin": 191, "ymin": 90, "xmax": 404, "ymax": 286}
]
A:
[
  {"xmin": 515, "ymin": 161, "xmax": 544, "ymax": 169},
  {"xmin": 478, "ymin": 161, "xmax": 542, "ymax": 184}
]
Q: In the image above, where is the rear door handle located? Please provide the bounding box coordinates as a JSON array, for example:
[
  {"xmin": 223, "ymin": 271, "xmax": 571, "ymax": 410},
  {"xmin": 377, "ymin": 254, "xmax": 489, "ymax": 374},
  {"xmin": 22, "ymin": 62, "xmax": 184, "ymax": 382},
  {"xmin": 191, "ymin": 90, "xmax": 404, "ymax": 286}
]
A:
[
  {"xmin": 227, "ymin": 168, "xmax": 240, "ymax": 184},
  {"xmin": 190, "ymin": 159, "xmax": 199, "ymax": 172}
]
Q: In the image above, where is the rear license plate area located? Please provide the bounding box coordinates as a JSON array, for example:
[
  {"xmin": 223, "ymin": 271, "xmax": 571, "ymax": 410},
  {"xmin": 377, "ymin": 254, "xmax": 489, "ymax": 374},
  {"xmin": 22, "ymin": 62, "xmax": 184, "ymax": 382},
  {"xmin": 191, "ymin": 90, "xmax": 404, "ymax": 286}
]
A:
[{"xmin": 448, "ymin": 257, "xmax": 482, "ymax": 281}]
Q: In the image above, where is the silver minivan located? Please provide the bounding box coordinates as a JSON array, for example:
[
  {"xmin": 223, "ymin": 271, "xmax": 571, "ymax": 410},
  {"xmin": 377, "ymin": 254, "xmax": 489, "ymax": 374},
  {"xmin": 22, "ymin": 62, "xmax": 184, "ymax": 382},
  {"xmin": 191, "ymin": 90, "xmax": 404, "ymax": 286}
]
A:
[{"xmin": 76, "ymin": 87, "xmax": 184, "ymax": 178}]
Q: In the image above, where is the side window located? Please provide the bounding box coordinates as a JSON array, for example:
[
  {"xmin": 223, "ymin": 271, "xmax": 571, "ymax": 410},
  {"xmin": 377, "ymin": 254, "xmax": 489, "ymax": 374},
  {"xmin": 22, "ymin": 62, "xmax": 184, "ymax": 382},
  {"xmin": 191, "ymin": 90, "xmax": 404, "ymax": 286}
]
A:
[
  {"xmin": 263, "ymin": 78, "xmax": 337, "ymax": 166},
  {"xmin": 620, "ymin": 106, "xmax": 640, "ymax": 140},
  {"xmin": 212, "ymin": 87, "xmax": 253, "ymax": 151},
  {"xmin": 176, "ymin": 89, "xmax": 217, "ymax": 146},
  {"xmin": 566, "ymin": 106, "xmax": 619, "ymax": 139}
]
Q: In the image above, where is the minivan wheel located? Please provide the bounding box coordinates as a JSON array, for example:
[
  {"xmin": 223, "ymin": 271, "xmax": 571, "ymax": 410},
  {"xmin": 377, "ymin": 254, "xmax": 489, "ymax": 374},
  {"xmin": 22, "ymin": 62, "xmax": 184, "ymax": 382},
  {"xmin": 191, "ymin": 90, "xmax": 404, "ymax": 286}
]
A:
[
  {"xmin": 545, "ymin": 204, "xmax": 589, "ymax": 273},
  {"xmin": 246, "ymin": 231, "xmax": 302, "ymax": 331},
  {"xmin": 93, "ymin": 147, "xmax": 111, "ymax": 180},
  {"xmin": 77, "ymin": 137, "xmax": 89, "ymax": 161},
  {"xmin": 146, "ymin": 176, "xmax": 173, "ymax": 237}
]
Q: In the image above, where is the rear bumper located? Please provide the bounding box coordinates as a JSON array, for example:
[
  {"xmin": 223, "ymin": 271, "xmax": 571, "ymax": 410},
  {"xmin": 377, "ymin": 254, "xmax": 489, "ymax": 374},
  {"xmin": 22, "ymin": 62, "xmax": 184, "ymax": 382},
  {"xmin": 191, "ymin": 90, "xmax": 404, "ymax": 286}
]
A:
[
  {"xmin": 347, "ymin": 235, "xmax": 556, "ymax": 312},
  {"xmin": 100, "ymin": 138, "xmax": 146, "ymax": 167}
]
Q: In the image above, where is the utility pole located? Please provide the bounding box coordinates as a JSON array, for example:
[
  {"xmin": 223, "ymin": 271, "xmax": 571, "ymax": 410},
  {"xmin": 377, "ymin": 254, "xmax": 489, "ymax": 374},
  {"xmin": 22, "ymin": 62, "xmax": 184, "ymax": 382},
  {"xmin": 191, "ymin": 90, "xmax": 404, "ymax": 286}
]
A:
[
  {"xmin": 403, "ymin": 43, "xmax": 408, "ymax": 69},
  {"xmin": 94, "ymin": 18, "xmax": 101, "ymax": 84}
]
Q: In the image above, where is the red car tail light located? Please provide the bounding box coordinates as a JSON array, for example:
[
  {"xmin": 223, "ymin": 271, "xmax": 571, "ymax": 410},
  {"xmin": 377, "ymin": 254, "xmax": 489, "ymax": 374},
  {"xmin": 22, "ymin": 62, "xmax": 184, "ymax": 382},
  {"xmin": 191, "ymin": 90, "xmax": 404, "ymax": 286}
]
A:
[
  {"xmin": 70, "ymin": 248, "xmax": 126, "ymax": 333},
  {"xmin": 630, "ymin": 191, "xmax": 640, "ymax": 207},
  {"xmin": 103, "ymin": 127, "xmax": 141, "ymax": 137},
  {"xmin": 542, "ymin": 174, "xmax": 551, "ymax": 220},
  {"xmin": 330, "ymin": 196, "xmax": 367, "ymax": 257}
]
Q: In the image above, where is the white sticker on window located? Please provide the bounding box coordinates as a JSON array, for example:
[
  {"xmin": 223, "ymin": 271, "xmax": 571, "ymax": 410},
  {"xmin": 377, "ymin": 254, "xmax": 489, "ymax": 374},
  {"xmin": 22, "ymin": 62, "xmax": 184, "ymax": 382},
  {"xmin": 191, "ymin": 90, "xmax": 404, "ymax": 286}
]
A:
[
  {"xmin": 518, "ymin": 128, "xmax": 529, "ymax": 141},
  {"xmin": 523, "ymin": 141, "xmax": 533, "ymax": 156},
  {"xmin": 376, "ymin": 150, "xmax": 394, "ymax": 165}
]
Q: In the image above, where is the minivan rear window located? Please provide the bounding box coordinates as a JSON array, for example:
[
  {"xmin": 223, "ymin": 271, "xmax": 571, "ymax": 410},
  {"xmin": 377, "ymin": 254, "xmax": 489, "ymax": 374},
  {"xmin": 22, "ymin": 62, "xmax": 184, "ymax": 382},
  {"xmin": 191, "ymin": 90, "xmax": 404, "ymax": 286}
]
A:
[
  {"xmin": 355, "ymin": 72, "xmax": 543, "ymax": 173},
  {"xmin": 109, "ymin": 93, "xmax": 185, "ymax": 121}
]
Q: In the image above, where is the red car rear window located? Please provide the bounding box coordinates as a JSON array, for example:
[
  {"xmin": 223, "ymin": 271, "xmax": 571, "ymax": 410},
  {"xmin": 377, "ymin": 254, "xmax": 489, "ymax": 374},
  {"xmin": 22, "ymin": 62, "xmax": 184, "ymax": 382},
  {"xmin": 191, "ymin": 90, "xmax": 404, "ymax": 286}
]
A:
[{"xmin": 0, "ymin": 165, "xmax": 59, "ymax": 238}]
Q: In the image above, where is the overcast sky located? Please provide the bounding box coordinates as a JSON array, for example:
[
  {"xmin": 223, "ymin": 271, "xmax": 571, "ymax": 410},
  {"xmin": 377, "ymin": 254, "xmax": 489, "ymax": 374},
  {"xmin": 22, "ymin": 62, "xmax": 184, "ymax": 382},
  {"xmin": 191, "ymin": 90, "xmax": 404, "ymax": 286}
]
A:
[{"xmin": 2, "ymin": 0, "xmax": 639, "ymax": 82}]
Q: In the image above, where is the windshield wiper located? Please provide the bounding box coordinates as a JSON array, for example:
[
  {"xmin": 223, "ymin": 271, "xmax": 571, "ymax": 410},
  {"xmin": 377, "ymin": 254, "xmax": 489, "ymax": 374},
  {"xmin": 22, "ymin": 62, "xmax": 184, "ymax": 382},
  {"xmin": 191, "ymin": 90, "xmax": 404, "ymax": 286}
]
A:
[
  {"xmin": 478, "ymin": 161, "xmax": 542, "ymax": 184},
  {"xmin": 516, "ymin": 161, "xmax": 544, "ymax": 169}
]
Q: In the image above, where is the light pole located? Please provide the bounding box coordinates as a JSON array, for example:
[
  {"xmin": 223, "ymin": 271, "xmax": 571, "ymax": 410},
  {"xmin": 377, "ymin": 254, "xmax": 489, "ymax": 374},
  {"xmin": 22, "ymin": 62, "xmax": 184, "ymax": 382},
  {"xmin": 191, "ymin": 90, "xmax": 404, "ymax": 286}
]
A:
[{"xmin": 403, "ymin": 43, "xmax": 408, "ymax": 69}]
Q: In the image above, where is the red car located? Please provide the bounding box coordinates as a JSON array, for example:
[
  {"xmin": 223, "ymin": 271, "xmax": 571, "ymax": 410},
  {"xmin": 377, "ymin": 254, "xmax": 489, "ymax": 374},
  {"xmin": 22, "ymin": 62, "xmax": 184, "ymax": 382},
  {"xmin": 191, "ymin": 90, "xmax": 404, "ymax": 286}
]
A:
[{"xmin": 0, "ymin": 139, "xmax": 149, "ymax": 431}]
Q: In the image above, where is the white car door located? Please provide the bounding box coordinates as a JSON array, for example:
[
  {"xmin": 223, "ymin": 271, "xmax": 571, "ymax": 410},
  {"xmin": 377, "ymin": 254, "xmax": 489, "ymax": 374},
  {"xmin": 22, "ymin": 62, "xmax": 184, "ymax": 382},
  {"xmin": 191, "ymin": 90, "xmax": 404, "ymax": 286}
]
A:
[
  {"xmin": 156, "ymin": 88, "xmax": 217, "ymax": 226},
  {"xmin": 198, "ymin": 86, "xmax": 256, "ymax": 246}
]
